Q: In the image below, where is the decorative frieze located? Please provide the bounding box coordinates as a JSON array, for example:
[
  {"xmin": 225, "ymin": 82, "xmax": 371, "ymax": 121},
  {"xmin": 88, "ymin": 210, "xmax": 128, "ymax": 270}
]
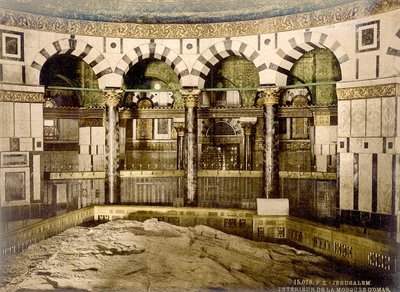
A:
[
  {"xmin": 337, "ymin": 83, "xmax": 399, "ymax": 100},
  {"xmin": 0, "ymin": 90, "xmax": 45, "ymax": 103},
  {"xmin": 1, "ymin": 1, "xmax": 399, "ymax": 38}
]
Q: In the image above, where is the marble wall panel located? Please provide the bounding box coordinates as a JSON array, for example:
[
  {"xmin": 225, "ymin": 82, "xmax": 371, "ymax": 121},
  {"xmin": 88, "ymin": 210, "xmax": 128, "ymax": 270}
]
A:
[
  {"xmin": 19, "ymin": 137, "xmax": 33, "ymax": 151},
  {"xmin": 14, "ymin": 103, "xmax": 31, "ymax": 138},
  {"xmin": 339, "ymin": 153, "xmax": 354, "ymax": 210},
  {"xmin": 79, "ymin": 127, "xmax": 91, "ymax": 145},
  {"xmin": 0, "ymin": 138, "xmax": 9, "ymax": 151},
  {"xmin": 350, "ymin": 138, "xmax": 383, "ymax": 154},
  {"xmin": 358, "ymin": 153, "xmax": 372, "ymax": 212},
  {"xmin": 91, "ymin": 127, "xmax": 105, "ymax": 145},
  {"xmin": 315, "ymin": 126, "xmax": 331, "ymax": 144},
  {"xmin": 381, "ymin": 97, "xmax": 396, "ymax": 137},
  {"xmin": 79, "ymin": 155, "xmax": 92, "ymax": 171},
  {"xmin": 377, "ymin": 154, "xmax": 393, "ymax": 214},
  {"xmin": 351, "ymin": 100, "xmax": 366, "ymax": 137},
  {"xmin": 337, "ymin": 137, "xmax": 347, "ymax": 153},
  {"xmin": 59, "ymin": 119, "xmax": 79, "ymax": 141},
  {"xmin": 366, "ymin": 98, "xmax": 381, "ymax": 137},
  {"xmin": 316, "ymin": 155, "xmax": 327, "ymax": 172},
  {"xmin": 30, "ymin": 103, "xmax": 43, "ymax": 138},
  {"xmin": 338, "ymin": 101, "xmax": 351, "ymax": 138},
  {"xmin": 33, "ymin": 154, "xmax": 41, "ymax": 201},
  {"xmin": 0, "ymin": 102, "xmax": 14, "ymax": 138}
]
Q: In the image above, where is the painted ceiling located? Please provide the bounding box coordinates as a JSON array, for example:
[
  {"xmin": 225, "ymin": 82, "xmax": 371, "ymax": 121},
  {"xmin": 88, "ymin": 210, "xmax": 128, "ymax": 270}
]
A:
[{"xmin": 0, "ymin": 0, "xmax": 359, "ymax": 24}]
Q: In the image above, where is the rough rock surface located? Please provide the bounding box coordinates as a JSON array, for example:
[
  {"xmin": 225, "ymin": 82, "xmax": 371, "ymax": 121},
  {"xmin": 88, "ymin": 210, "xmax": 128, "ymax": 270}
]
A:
[{"xmin": 0, "ymin": 219, "xmax": 356, "ymax": 291}]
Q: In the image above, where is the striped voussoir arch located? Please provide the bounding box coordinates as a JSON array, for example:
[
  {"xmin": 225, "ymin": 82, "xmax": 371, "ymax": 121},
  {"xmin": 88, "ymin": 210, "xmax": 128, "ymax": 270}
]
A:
[
  {"xmin": 31, "ymin": 38, "xmax": 113, "ymax": 79},
  {"xmin": 269, "ymin": 31, "xmax": 350, "ymax": 84},
  {"xmin": 191, "ymin": 40, "xmax": 267, "ymax": 88},
  {"xmin": 114, "ymin": 43, "xmax": 190, "ymax": 82}
]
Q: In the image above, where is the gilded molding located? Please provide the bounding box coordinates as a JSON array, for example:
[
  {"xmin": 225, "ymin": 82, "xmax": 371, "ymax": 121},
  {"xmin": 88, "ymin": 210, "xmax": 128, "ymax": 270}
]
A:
[
  {"xmin": 0, "ymin": 90, "xmax": 45, "ymax": 103},
  {"xmin": 337, "ymin": 83, "xmax": 398, "ymax": 100},
  {"xmin": 1, "ymin": 0, "xmax": 399, "ymax": 38}
]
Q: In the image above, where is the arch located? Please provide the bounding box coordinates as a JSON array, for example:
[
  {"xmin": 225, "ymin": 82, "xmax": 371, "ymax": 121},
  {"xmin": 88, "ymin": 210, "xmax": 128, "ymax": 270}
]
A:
[
  {"xmin": 114, "ymin": 43, "xmax": 190, "ymax": 87},
  {"xmin": 206, "ymin": 121, "xmax": 236, "ymax": 136},
  {"xmin": 31, "ymin": 38, "xmax": 113, "ymax": 86},
  {"xmin": 269, "ymin": 31, "xmax": 349, "ymax": 85},
  {"xmin": 192, "ymin": 40, "xmax": 268, "ymax": 88}
]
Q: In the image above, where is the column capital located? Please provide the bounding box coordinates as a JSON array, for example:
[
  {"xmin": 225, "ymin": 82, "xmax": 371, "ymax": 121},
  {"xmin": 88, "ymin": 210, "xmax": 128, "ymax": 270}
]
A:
[
  {"xmin": 257, "ymin": 87, "xmax": 281, "ymax": 106},
  {"xmin": 173, "ymin": 122, "xmax": 185, "ymax": 136},
  {"xmin": 241, "ymin": 122, "xmax": 254, "ymax": 136},
  {"xmin": 103, "ymin": 88, "xmax": 123, "ymax": 107},
  {"xmin": 180, "ymin": 89, "xmax": 201, "ymax": 108}
]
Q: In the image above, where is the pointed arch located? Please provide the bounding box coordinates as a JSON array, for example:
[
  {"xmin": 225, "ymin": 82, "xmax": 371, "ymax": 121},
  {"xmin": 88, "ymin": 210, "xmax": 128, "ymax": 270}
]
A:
[
  {"xmin": 269, "ymin": 31, "xmax": 349, "ymax": 85},
  {"xmin": 191, "ymin": 40, "xmax": 268, "ymax": 88}
]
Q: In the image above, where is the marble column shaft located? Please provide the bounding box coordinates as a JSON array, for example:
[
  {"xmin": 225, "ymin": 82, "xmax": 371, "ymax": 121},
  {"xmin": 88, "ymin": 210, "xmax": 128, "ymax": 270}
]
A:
[
  {"xmin": 181, "ymin": 89, "xmax": 201, "ymax": 206},
  {"xmin": 242, "ymin": 123, "xmax": 254, "ymax": 170},
  {"xmin": 173, "ymin": 122, "xmax": 185, "ymax": 170},
  {"xmin": 259, "ymin": 87, "xmax": 281, "ymax": 198},
  {"xmin": 103, "ymin": 89, "xmax": 122, "ymax": 204}
]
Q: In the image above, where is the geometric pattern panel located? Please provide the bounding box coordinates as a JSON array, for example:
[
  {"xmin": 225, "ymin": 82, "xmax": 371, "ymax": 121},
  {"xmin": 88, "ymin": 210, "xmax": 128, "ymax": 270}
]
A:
[
  {"xmin": 356, "ymin": 20, "xmax": 380, "ymax": 53},
  {"xmin": 0, "ymin": 30, "xmax": 24, "ymax": 61}
]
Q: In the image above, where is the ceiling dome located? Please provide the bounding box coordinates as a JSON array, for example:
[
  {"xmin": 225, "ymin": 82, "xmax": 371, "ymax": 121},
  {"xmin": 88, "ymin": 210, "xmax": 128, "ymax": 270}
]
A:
[{"xmin": 0, "ymin": 0, "xmax": 358, "ymax": 24}]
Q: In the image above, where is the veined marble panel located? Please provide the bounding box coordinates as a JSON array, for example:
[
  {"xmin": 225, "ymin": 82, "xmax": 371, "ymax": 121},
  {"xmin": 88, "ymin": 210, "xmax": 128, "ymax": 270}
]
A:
[
  {"xmin": 349, "ymin": 138, "xmax": 383, "ymax": 154},
  {"xmin": 33, "ymin": 155, "xmax": 41, "ymax": 201},
  {"xmin": 79, "ymin": 127, "xmax": 91, "ymax": 145},
  {"xmin": 315, "ymin": 126, "xmax": 331, "ymax": 145},
  {"xmin": 0, "ymin": 102, "xmax": 14, "ymax": 138},
  {"xmin": 79, "ymin": 155, "xmax": 92, "ymax": 172},
  {"xmin": 0, "ymin": 138, "xmax": 10, "ymax": 151},
  {"xmin": 316, "ymin": 155, "xmax": 327, "ymax": 172},
  {"xmin": 351, "ymin": 100, "xmax": 366, "ymax": 137},
  {"xmin": 30, "ymin": 103, "xmax": 43, "ymax": 138},
  {"xmin": 377, "ymin": 154, "xmax": 393, "ymax": 215},
  {"xmin": 14, "ymin": 103, "xmax": 31, "ymax": 138},
  {"xmin": 358, "ymin": 153, "xmax": 372, "ymax": 213},
  {"xmin": 338, "ymin": 101, "xmax": 350, "ymax": 138},
  {"xmin": 19, "ymin": 137, "xmax": 33, "ymax": 151},
  {"xmin": 366, "ymin": 98, "xmax": 381, "ymax": 137},
  {"xmin": 381, "ymin": 97, "xmax": 396, "ymax": 137},
  {"xmin": 339, "ymin": 153, "xmax": 354, "ymax": 210}
]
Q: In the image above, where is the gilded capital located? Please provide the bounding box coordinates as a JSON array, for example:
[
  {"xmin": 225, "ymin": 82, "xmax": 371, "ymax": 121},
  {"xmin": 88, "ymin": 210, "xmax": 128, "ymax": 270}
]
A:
[
  {"xmin": 103, "ymin": 89, "xmax": 123, "ymax": 107},
  {"xmin": 173, "ymin": 122, "xmax": 185, "ymax": 136},
  {"xmin": 242, "ymin": 123, "xmax": 254, "ymax": 136},
  {"xmin": 257, "ymin": 87, "xmax": 281, "ymax": 105},
  {"xmin": 180, "ymin": 89, "xmax": 201, "ymax": 108}
]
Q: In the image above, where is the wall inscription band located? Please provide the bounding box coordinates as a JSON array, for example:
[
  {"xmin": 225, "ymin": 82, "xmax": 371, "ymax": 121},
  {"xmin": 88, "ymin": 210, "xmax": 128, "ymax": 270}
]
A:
[
  {"xmin": 337, "ymin": 83, "xmax": 399, "ymax": 100},
  {"xmin": 1, "ymin": 0, "xmax": 399, "ymax": 38},
  {"xmin": 0, "ymin": 90, "xmax": 45, "ymax": 103}
]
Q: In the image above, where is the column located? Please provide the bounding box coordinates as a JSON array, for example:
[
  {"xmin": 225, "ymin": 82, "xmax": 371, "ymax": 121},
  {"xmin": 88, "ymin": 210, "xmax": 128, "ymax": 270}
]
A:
[
  {"xmin": 258, "ymin": 87, "xmax": 281, "ymax": 198},
  {"xmin": 103, "ymin": 89, "xmax": 122, "ymax": 204},
  {"xmin": 242, "ymin": 123, "xmax": 254, "ymax": 170},
  {"xmin": 180, "ymin": 89, "xmax": 201, "ymax": 206},
  {"xmin": 173, "ymin": 121, "xmax": 185, "ymax": 170}
]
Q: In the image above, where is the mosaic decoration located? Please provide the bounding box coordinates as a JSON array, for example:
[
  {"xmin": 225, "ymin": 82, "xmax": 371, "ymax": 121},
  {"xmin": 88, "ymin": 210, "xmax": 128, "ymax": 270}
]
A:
[
  {"xmin": 0, "ymin": 29, "xmax": 23, "ymax": 61},
  {"xmin": 0, "ymin": 1, "xmax": 399, "ymax": 38},
  {"xmin": 337, "ymin": 83, "xmax": 399, "ymax": 100},
  {"xmin": 356, "ymin": 20, "xmax": 380, "ymax": 53}
]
